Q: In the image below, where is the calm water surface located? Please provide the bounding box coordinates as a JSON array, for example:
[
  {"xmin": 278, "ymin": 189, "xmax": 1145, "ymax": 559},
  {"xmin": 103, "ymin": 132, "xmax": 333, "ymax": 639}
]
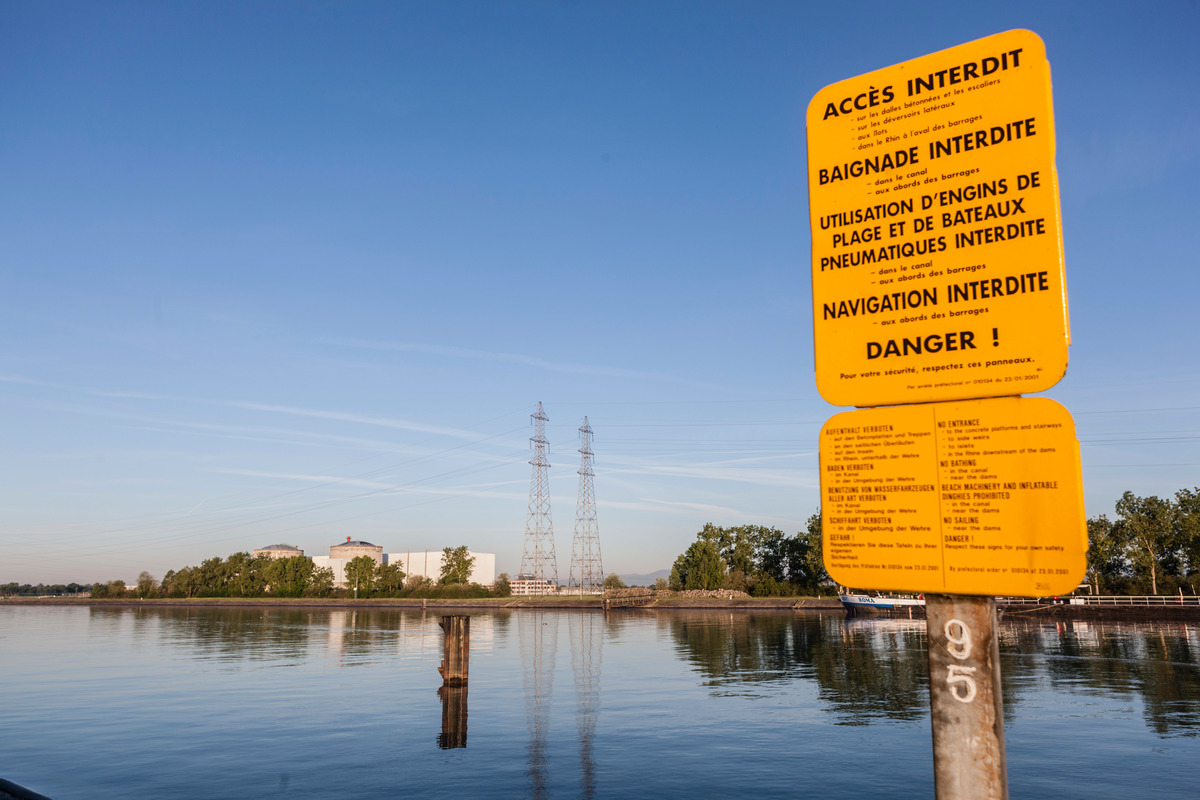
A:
[{"xmin": 1, "ymin": 607, "xmax": 1198, "ymax": 799}]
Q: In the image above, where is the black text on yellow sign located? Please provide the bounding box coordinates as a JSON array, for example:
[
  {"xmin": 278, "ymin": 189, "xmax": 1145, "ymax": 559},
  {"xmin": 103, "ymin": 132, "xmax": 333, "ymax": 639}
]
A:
[
  {"xmin": 819, "ymin": 396, "xmax": 1086, "ymax": 597},
  {"xmin": 807, "ymin": 29, "xmax": 1068, "ymax": 408}
]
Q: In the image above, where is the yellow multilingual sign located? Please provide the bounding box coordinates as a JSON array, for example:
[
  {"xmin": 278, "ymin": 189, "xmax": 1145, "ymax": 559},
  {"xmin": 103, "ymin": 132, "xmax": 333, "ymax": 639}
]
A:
[
  {"xmin": 807, "ymin": 29, "xmax": 1068, "ymax": 408},
  {"xmin": 819, "ymin": 396, "xmax": 1086, "ymax": 597}
]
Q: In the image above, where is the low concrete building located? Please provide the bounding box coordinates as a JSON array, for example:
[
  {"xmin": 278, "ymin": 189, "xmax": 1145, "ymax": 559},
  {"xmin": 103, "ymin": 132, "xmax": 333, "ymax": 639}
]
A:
[
  {"xmin": 388, "ymin": 550, "xmax": 496, "ymax": 587},
  {"xmin": 510, "ymin": 575, "xmax": 557, "ymax": 596},
  {"xmin": 252, "ymin": 544, "xmax": 305, "ymax": 559}
]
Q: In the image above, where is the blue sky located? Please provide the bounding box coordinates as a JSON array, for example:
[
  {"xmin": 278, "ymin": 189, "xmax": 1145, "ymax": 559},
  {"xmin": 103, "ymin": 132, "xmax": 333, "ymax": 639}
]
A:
[{"xmin": 3, "ymin": 1, "xmax": 1198, "ymax": 584}]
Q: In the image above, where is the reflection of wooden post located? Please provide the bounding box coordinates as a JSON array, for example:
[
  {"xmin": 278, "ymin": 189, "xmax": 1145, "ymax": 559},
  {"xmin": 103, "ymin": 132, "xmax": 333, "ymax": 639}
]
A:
[
  {"xmin": 926, "ymin": 595, "xmax": 1007, "ymax": 800},
  {"xmin": 438, "ymin": 615, "xmax": 470, "ymax": 686},
  {"xmin": 437, "ymin": 685, "xmax": 468, "ymax": 749}
]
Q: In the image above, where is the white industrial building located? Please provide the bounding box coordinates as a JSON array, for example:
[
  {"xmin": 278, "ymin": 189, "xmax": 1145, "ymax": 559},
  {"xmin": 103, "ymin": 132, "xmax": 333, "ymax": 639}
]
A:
[
  {"xmin": 509, "ymin": 575, "xmax": 558, "ymax": 596},
  {"xmin": 305, "ymin": 538, "xmax": 495, "ymax": 588},
  {"xmin": 389, "ymin": 550, "xmax": 495, "ymax": 587}
]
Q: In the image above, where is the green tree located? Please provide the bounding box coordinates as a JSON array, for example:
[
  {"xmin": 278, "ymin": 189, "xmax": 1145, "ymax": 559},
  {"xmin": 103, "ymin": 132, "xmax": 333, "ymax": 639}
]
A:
[
  {"xmin": 799, "ymin": 512, "xmax": 830, "ymax": 593},
  {"xmin": 602, "ymin": 573, "xmax": 626, "ymax": 590},
  {"xmin": 440, "ymin": 546, "xmax": 475, "ymax": 585},
  {"xmin": 1086, "ymin": 514, "xmax": 1127, "ymax": 594},
  {"xmin": 752, "ymin": 574, "xmax": 786, "ymax": 597},
  {"xmin": 781, "ymin": 532, "xmax": 814, "ymax": 589},
  {"xmin": 671, "ymin": 540, "xmax": 726, "ymax": 590},
  {"xmin": 305, "ymin": 566, "xmax": 335, "ymax": 597},
  {"xmin": 697, "ymin": 523, "xmax": 757, "ymax": 576},
  {"xmin": 228, "ymin": 553, "xmax": 270, "ymax": 597},
  {"xmin": 404, "ymin": 575, "xmax": 433, "ymax": 596},
  {"xmin": 1175, "ymin": 487, "xmax": 1200, "ymax": 580},
  {"xmin": 170, "ymin": 566, "xmax": 202, "ymax": 598},
  {"xmin": 1115, "ymin": 491, "xmax": 1179, "ymax": 594},
  {"xmin": 263, "ymin": 556, "xmax": 315, "ymax": 597},
  {"xmin": 196, "ymin": 555, "xmax": 237, "ymax": 596},
  {"xmin": 753, "ymin": 526, "xmax": 789, "ymax": 583},
  {"xmin": 375, "ymin": 562, "xmax": 407, "ymax": 596},
  {"xmin": 136, "ymin": 571, "xmax": 158, "ymax": 599},
  {"xmin": 654, "ymin": 576, "xmax": 669, "ymax": 591},
  {"xmin": 494, "ymin": 572, "xmax": 512, "ymax": 597},
  {"xmin": 668, "ymin": 564, "xmax": 683, "ymax": 591},
  {"xmin": 689, "ymin": 524, "xmax": 795, "ymax": 591},
  {"xmin": 344, "ymin": 556, "xmax": 377, "ymax": 598}
]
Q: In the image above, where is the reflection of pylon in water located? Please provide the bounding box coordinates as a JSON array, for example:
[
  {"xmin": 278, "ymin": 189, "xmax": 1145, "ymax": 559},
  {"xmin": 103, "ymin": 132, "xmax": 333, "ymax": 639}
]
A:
[
  {"xmin": 568, "ymin": 417, "xmax": 603, "ymax": 595},
  {"xmin": 520, "ymin": 610, "xmax": 558, "ymax": 799},
  {"xmin": 570, "ymin": 612, "xmax": 602, "ymax": 800},
  {"xmin": 520, "ymin": 402, "xmax": 558, "ymax": 593}
]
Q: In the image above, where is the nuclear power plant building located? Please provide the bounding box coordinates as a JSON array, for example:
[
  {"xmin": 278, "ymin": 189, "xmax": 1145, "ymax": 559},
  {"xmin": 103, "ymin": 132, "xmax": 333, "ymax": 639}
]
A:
[
  {"xmin": 307, "ymin": 538, "xmax": 495, "ymax": 588},
  {"xmin": 389, "ymin": 550, "xmax": 495, "ymax": 587},
  {"xmin": 252, "ymin": 544, "xmax": 305, "ymax": 559}
]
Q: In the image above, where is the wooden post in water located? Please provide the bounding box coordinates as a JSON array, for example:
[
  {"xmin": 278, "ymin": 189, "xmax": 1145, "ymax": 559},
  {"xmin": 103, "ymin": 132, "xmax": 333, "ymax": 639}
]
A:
[
  {"xmin": 438, "ymin": 615, "xmax": 470, "ymax": 687},
  {"xmin": 925, "ymin": 594, "xmax": 1007, "ymax": 800}
]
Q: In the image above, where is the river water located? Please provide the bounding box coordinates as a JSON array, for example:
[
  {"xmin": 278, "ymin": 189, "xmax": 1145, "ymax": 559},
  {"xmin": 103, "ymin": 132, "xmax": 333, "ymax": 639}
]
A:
[{"xmin": 1, "ymin": 606, "xmax": 1197, "ymax": 799}]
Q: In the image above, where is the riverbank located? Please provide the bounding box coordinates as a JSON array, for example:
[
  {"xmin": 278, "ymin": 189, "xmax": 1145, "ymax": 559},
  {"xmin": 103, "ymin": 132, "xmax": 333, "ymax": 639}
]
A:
[
  {"xmin": 6, "ymin": 595, "xmax": 1200, "ymax": 619},
  {"xmin": 999, "ymin": 603, "xmax": 1200, "ymax": 622},
  {"xmin": 0, "ymin": 595, "xmax": 844, "ymax": 610}
]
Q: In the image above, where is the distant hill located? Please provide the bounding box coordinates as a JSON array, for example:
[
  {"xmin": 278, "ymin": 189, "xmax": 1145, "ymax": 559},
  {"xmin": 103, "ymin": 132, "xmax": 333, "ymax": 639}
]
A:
[{"xmin": 619, "ymin": 569, "xmax": 670, "ymax": 587}]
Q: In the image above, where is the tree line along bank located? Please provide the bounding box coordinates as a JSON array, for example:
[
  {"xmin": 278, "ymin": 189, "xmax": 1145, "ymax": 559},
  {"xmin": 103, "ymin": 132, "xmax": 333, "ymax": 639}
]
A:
[
  {"xmin": 7, "ymin": 487, "xmax": 1196, "ymax": 600},
  {"xmin": 88, "ymin": 546, "xmax": 507, "ymax": 601},
  {"xmin": 666, "ymin": 486, "xmax": 1200, "ymax": 598}
]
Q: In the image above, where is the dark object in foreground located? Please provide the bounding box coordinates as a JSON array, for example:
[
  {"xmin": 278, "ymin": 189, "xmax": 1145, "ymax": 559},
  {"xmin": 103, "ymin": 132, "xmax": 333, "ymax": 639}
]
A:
[{"xmin": 0, "ymin": 777, "xmax": 54, "ymax": 800}]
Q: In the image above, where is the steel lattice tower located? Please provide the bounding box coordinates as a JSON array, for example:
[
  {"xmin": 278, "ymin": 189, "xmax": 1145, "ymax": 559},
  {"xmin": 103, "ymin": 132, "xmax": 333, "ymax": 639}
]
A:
[
  {"xmin": 568, "ymin": 417, "xmax": 604, "ymax": 595},
  {"xmin": 520, "ymin": 402, "xmax": 558, "ymax": 592}
]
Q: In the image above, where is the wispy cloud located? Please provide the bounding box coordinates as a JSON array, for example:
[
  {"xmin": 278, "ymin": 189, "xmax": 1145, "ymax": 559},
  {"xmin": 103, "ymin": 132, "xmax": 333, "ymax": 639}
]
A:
[
  {"xmin": 599, "ymin": 496, "xmax": 807, "ymax": 527},
  {"xmin": 0, "ymin": 371, "xmax": 168, "ymax": 400},
  {"xmin": 210, "ymin": 468, "xmax": 396, "ymax": 491},
  {"xmin": 598, "ymin": 450, "xmax": 817, "ymax": 489},
  {"xmin": 225, "ymin": 400, "xmax": 498, "ymax": 443},
  {"xmin": 208, "ymin": 467, "xmax": 527, "ymax": 501},
  {"xmin": 1, "ymin": 370, "xmax": 509, "ymax": 443},
  {"xmin": 0, "ymin": 372, "xmax": 46, "ymax": 386},
  {"xmin": 318, "ymin": 337, "xmax": 727, "ymax": 390}
]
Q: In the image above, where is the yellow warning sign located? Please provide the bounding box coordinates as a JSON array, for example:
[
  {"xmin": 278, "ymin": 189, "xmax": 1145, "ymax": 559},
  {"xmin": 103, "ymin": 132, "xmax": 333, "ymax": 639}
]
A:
[
  {"xmin": 819, "ymin": 396, "xmax": 1086, "ymax": 596},
  {"xmin": 807, "ymin": 30, "xmax": 1068, "ymax": 408}
]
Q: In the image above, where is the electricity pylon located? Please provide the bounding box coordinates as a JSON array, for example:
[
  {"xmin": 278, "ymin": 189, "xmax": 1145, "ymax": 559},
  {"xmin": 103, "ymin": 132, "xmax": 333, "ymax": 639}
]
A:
[
  {"xmin": 568, "ymin": 417, "xmax": 603, "ymax": 595},
  {"xmin": 520, "ymin": 402, "xmax": 558, "ymax": 593}
]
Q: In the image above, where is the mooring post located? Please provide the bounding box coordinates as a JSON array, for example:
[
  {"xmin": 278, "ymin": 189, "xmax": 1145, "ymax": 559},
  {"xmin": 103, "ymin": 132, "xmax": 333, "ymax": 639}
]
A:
[
  {"xmin": 438, "ymin": 615, "xmax": 470, "ymax": 687},
  {"xmin": 925, "ymin": 594, "xmax": 1007, "ymax": 800}
]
